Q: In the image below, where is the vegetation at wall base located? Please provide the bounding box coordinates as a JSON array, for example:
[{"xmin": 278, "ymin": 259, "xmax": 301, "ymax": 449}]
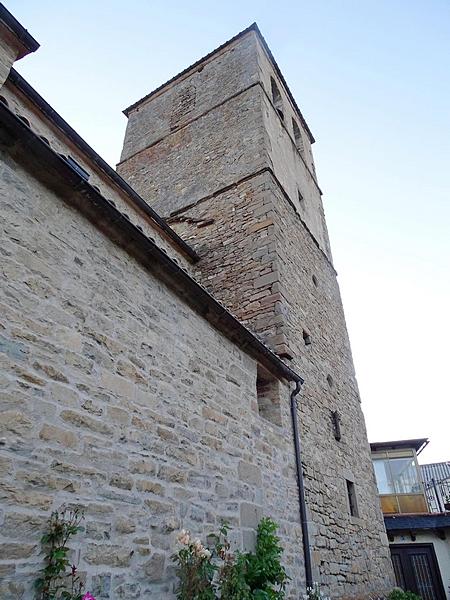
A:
[
  {"xmin": 173, "ymin": 517, "xmax": 289, "ymax": 599},
  {"xmin": 35, "ymin": 507, "xmax": 84, "ymax": 600},
  {"xmin": 387, "ymin": 589, "xmax": 422, "ymax": 600}
]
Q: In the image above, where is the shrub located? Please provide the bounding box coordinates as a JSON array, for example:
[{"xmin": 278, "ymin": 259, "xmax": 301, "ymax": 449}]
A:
[
  {"xmin": 245, "ymin": 517, "xmax": 288, "ymax": 599},
  {"xmin": 387, "ymin": 589, "xmax": 421, "ymax": 600},
  {"xmin": 172, "ymin": 529, "xmax": 216, "ymax": 600},
  {"xmin": 172, "ymin": 517, "xmax": 289, "ymax": 600}
]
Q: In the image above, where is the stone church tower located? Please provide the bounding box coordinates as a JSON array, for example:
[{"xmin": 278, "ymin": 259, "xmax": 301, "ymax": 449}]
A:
[{"xmin": 118, "ymin": 24, "xmax": 393, "ymax": 594}]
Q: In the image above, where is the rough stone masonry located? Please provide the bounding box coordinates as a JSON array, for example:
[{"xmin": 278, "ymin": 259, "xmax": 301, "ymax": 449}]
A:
[{"xmin": 0, "ymin": 7, "xmax": 394, "ymax": 600}]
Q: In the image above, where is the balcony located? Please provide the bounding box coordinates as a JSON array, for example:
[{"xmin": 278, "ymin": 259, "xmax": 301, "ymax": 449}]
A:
[{"xmin": 370, "ymin": 438, "xmax": 430, "ymax": 515}]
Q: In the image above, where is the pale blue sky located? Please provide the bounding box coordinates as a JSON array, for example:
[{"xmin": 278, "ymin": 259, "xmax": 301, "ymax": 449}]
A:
[{"xmin": 10, "ymin": 1, "xmax": 450, "ymax": 462}]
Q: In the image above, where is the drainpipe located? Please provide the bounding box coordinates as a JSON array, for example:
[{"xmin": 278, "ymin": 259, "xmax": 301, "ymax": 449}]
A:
[{"xmin": 290, "ymin": 379, "xmax": 313, "ymax": 590}]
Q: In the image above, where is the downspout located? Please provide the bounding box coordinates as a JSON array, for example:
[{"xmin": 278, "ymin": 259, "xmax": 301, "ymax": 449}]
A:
[{"xmin": 290, "ymin": 379, "xmax": 313, "ymax": 590}]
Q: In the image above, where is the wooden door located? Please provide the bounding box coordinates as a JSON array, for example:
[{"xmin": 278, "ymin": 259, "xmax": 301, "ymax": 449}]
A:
[{"xmin": 390, "ymin": 544, "xmax": 446, "ymax": 600}]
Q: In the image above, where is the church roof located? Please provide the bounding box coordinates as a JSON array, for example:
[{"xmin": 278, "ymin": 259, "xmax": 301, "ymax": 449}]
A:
[{"xmin": 0, "ymin": 3, "xmax": 39, "ymax": 58}]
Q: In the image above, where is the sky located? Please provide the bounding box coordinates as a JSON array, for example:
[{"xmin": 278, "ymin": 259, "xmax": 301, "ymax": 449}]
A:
[{"xmin": 9, "ymin": 1, "xmax": 450, "ymax": 463}]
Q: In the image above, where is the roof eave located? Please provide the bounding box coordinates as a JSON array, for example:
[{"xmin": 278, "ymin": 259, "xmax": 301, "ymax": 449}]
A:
[{"xmin": 0, "ymin": 4, "xmax": 39, "ymax": 58}]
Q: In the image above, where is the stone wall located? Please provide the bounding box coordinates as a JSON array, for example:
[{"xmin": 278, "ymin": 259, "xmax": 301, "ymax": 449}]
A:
[
  {"xmin": 118, "ymin": 83, "xmax": 267, "ymax": 218},
  {"xmin": 119, "ymin": 27, "xmax": 395, "ymax": 597},
  {"xmin": 168, "ymin": 173, "xmax": 290, "ymax": 357},
  {"xmin": 0, "ymin": 82, "xmax": 195, "ymax": 273},
  {"xmin": 120, "ymin": 31, "xmax": 260, "ymax": 162},
  {"xmin": 118, "ymin": 28, "xmax": 331, "ymax": 261},
  {"xmin": 0, "ymin": 152, "xmax": 306, "ymax": 599},
  {"xmin": 169, "ymin": 170, "xmax": 394, "ymax": 597}
]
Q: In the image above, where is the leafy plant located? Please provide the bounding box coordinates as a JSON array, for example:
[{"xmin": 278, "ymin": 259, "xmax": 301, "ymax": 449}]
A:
[
  {"xmin": 387, "ymin": 589, "xmax": 421, "ymax": 600},
  {"xmin": 35, "ymin": 507, "xmax": 84, "ymax": 600},
  {"xmin": 172, "ymin": 529, "xmax": 216, "ymax": 600},
  {"xmin": 173, "ymin": 518, "xmax": 289, "ymax": 600},
  {"xmin": 215, "ymin": 523, "xmax": 250, "ymax": 600},
  {"xmin": 245, "ymin": 517, "xmax": 289, "ymax": 599}
]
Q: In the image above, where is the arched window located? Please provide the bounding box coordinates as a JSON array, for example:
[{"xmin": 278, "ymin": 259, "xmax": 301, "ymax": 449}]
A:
[
  {"xmin": 270, "ymin": 77, "xmax": 284, "ymax": 121},
  {"xmin": 292, "ymin": 118, "xmax": 304, "ymax": 154}
]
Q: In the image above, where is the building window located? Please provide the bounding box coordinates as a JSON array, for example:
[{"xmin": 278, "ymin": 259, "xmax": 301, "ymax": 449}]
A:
[
  {"xmin": 331, "ymin": 410, "xmax": 341, "ymax": 441},
  {"xmin": 271, "ymin": 77, "xmax": 284, "ymax": 121},
  {"xmin": 371, "ymin": 449, "xmax": 428, "ymax": 513},
  {"xmin": 302, "ymin": 330, "xmax": 311, "ymax": 346},
  {"xmin": 292, "ymin": 119, "xmax": 304, "ymax": 154},
  {"xmin": 326, "ymin": 374, "xmax": 333, "ymax": 388},
  {"xmin": 346, "ymin": 480, "xmax": 359, "ymax": 517},
  {"xmin": 312, "ymin": 274, "xmax": 318, "ymax": 287},
  {"xmin": 297, "ymin": 189, "xmax": 304, "ymax": 208},
  {"xmin": 256, "ymin": 365, "xmax": 282, "ymax": 426}
]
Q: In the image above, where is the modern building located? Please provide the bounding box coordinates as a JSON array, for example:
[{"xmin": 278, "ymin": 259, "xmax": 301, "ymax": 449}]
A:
[
  {"xmin": 0, "ymin": 4, "xmax": 394, "ymax": 598},
  {"xmin": 371, "ymin": 439, "xmax": 450, "ymax": 600}
]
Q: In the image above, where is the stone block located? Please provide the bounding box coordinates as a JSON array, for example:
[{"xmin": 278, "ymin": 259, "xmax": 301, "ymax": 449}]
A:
[
  {"xmin": 60, "ymin": 410, "xmax": 112, "ymax": 435},
  {"xmin": 0, "ymin": 410, "xmax": 33, "ymax": 436},
  {"xmin": 143, "ymin": 553, "xmax": 165, "ymax": 581},
  {"xmin": 238, "ymin": 460, "xmax": 262, "ymax": 486},
  {"xmin": 39, "ymin": 423, "xmax": 78, "ymax": 448},
  {"xmin": 84, "ymin": 544, "xmax": 132, "ymax": 567},
  {"xmin": 0, "ymin": 542, "xmax": 37, "ymax": 559},
  {"xmin": 240, "ymin": 502, "xmax": 262, "ymax": 528}
]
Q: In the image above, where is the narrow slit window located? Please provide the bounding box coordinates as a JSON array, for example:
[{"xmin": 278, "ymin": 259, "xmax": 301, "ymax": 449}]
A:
[
  {"xmin": 297, "ymin": 189, "xmax": 304, "ymax": 208},
  {"xmin": 292, "ymin": 119, "xmax": 304, "ymax": 154},
  {"xmin": 256, "ymin": 365, "xmax": 282, "ymax": 426},
  {"xmin": 346, "ymin": 480, "xmax": 359, "ymax": 517},
  {"xmin": 271, "ymin": 77, "xmax": 284, "ymax": 121},
  {"xmin": 302, "ymin": 330, "xmax": 311, "ymax": 346},
  {"xmin": 331, "ymin": 410, "xmax": 341, "ymax": 441}
]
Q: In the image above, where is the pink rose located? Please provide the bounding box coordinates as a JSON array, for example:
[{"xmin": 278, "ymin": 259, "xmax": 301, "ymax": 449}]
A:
[{"xmin": 82, "ymin": 594, "xmax": 96, "ymax": 600}]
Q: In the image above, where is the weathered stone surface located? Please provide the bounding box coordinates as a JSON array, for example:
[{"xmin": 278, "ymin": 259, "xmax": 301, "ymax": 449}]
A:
[
  {"xmin": 39, "ymin": 423, "xmax": 78, "ymax": 448},
  {"xmin": 115, "ymin": 517, "xmax": 136, "ymax": 534},
  {"xmin": 85, "ymin": 544, "xmax": 132, "ymax": 567},
  {"xmin": 0, "ymin": 410, "xmax": 33, "ymax": 435},
  {"xmin": 0, "ymin": 19, "xmax": 393, "ymax": 600},
  {"xmin": 238, "ymin": 461, "xmax": 262, "ymax": 486},
  {"xmin": 240, "ymin": 502, "xmax": 263, "ymax": 529},
  {"xmin": 60, "ymin": 410, "xmax": 113, "ymax": 436},
  {"xmin": 0, "ymin": 542, "xmax": 37, "ymax": 559},
  {"xmin": 1, "ymin": 512, "xmax": 46, "ymax": 539},
  {"xmin": 143, "ymin": 553, "xmax": 165, "ymax": 581}
]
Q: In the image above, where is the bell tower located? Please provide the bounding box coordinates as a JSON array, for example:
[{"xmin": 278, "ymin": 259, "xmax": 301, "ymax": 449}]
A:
[{"xmin": 117, "ymin": 24, "xmax": 394, "ymax": 597}]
